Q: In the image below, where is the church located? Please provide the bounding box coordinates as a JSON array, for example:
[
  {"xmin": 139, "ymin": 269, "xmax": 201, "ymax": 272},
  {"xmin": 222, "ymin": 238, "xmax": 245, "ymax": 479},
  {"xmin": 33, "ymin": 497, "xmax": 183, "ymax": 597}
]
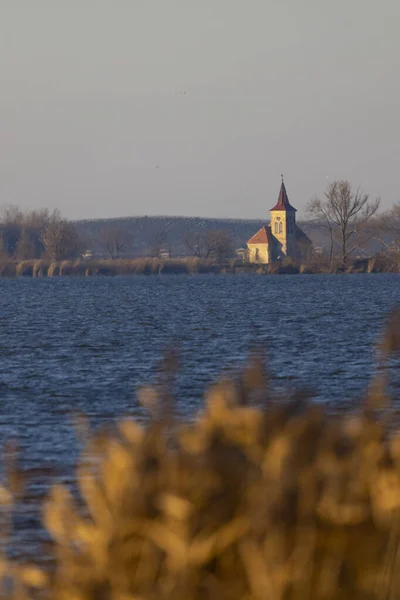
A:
[{"xmin": 247, "ymin": 178, "xmax": 312, "ymax": 264}]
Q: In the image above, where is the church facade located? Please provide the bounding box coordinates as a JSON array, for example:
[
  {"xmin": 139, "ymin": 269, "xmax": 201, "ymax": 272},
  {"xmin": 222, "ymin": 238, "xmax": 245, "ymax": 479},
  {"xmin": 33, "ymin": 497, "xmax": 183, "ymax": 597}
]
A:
[{"xmin": 247, "ymin": 179, "xmax": 312, "ymax": 264}]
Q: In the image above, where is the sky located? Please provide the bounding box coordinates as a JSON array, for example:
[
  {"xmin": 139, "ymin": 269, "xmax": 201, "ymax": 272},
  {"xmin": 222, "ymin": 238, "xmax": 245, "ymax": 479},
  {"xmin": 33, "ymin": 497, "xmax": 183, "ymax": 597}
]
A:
[{"xmin": 1, "ymin": 0, "xmax": 400, "ymax": 220}]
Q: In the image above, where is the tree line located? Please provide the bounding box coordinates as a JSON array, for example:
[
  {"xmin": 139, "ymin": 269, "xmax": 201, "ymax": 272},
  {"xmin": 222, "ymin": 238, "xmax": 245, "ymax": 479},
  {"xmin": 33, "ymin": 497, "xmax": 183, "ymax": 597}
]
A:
[
  {"xmin": 0, "ymin": 205, "xmax": 235, "ymax": 263},
  {"xmin": 0, "ymin": 179, "xmax": 399, "ymax": 265},
  {"xmin": 0, "ymin": 206, "xmax": 81, "ymax": 261}
]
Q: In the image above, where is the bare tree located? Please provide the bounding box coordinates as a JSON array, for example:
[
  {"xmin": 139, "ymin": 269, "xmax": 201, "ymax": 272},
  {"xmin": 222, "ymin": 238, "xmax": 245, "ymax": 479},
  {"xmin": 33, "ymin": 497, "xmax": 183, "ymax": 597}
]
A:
[
  {"xmin": 205, "ymin": 230, "xmax": 234, "ymax": 263},
  {"xmin": 148, "ymin": 230, "xmax": 168, "ymax": 258},
  {"xmin": 0, "ymin": 204, "xmax": 25, "ymax": 256},
  {"xmin": 0, "ymin": 204, "xmax": 25, "ymax": 224},
  {"xmin": 306, "ymin": 198, "xmax": 336, "ymax": 268},
  {"xmin": 100, "ymin": 227, "xmax": 129, "ymax": 259},
  {"xmin": 183, "ymin": 230, "xmax": 233, "ymax": 262},
  {"xmin": 183, "ymin": 232, "xmax": 208, "ymax": 258},
  {"xmin": 16, "ymin": 229, "xmax": 37, "ymax": 259},
  {"xmin": 386, "ymin": 203, "xmax": 400, "ymax": 250},
  {"xmin": 0, "ymin": 206, "xmax": 52, "ymax": 258},
  {"xmin": 371, "ymin": 203, "xmax": 400, "ymax": 252},
  {"xmin": 41, "ymin": 210, "xmax": 81, "ymax": 260},
  {"xmin": 307, "ymin": 180, "xmax": 380, "ymax": 267},
  {"xmin": 0, "ymin": 205, "xmax": 83, "ymax": 260}
]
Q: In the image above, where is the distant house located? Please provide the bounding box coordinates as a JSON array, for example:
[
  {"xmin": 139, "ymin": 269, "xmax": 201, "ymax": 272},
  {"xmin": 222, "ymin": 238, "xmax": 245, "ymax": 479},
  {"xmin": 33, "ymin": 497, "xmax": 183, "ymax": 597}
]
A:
[
  {"xmin": 81, "ymin": 250, "xmax": 94, "ymax": 260},
  {"xmin": 159, "ymin": 247, "xmax": 170, "ymax": 259},
  {"xmin": 247, "ymin": 178, "xmax": 312, "ymax": 264},
  {"xmin": 235, "ymin": 247, "xmax": 248, "ymax": 261}
]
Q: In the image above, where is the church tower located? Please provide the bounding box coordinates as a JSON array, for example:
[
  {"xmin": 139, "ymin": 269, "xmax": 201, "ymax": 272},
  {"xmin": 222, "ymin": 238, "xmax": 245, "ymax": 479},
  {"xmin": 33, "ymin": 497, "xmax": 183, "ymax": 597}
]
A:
[
  {"xmin": 247, "ymin": 176, "xmax": 311, "ymax": 265},
  {"xmin": 269, "ymin": 177, "xmax": 297, "ymax": 259}
]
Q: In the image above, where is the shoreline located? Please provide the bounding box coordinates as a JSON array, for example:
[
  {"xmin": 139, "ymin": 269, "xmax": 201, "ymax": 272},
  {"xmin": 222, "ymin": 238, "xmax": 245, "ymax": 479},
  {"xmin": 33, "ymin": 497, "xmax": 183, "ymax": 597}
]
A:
[{"xmin": 0, "ymin": 256, "xmax": 398, "ymax": 277}]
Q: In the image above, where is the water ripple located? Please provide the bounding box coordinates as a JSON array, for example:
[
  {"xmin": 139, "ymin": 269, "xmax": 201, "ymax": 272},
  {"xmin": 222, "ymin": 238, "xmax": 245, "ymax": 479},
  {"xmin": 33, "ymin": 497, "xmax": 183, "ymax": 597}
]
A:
[{"xmin": 0, "ymin": 273, "xmax": 399, "ymax": 558}]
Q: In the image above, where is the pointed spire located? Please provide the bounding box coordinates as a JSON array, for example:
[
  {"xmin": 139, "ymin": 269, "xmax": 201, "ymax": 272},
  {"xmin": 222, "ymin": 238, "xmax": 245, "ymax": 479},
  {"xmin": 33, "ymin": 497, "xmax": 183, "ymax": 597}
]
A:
[{"xmin": 270, "ymin": 177, "xmax": 297, "ymax": 212}]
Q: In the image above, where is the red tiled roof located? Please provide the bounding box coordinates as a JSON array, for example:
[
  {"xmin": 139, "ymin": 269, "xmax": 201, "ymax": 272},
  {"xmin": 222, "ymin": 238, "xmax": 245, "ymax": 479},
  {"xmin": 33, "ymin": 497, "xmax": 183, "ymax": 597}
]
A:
[
  {"xmin": 270, "ymin": 181, "xmax": 297, "ymax": 212},
  {"xmin": 247, "ymin": 225, "xmax": 274, "ymax": 245}
]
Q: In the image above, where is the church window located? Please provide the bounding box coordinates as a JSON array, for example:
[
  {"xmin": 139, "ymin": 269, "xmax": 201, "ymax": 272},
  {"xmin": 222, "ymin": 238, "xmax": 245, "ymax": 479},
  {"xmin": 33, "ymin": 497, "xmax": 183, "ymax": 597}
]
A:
[
  {"xmin": 279, "ymin": 222, "xmax": 283, "ymax": 234},
  {"xmin": 274, "ymin": 222, "xmax": 278, "ymax": 234}
]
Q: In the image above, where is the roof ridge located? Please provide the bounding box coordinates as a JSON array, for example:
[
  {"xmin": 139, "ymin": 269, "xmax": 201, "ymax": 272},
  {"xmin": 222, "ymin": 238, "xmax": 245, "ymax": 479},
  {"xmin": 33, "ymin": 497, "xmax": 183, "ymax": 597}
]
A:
[{"xmin": 247, "ymin": 224, "xmax": 274, "ymax": 245}]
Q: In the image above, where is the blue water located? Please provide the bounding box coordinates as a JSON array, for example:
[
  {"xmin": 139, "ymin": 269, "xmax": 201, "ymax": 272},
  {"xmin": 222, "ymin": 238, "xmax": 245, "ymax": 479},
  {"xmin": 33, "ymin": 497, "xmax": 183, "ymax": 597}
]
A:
[{"xmin": 0, "ymin": 273, "xmax": 399, "ymax": 558}]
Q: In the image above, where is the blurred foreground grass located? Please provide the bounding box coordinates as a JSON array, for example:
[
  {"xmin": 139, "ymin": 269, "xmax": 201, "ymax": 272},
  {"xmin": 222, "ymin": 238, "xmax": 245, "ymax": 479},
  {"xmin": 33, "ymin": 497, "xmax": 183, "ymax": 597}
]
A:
[{"xmin": 1, "ymin": 312, "xmax": 400, "ymax": 599}]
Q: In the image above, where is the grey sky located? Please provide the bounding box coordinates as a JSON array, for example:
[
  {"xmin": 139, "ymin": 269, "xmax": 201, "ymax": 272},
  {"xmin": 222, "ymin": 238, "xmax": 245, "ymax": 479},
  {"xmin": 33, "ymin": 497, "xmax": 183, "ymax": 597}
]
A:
[{"xmin": 1, "ymin": 0, "xmax": 399, "ymax": 220}]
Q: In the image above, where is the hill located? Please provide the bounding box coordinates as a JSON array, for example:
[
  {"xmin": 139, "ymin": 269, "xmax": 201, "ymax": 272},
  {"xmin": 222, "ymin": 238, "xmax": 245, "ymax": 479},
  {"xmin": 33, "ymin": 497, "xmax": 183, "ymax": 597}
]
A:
[{"xmin": 74, "ymin": 215, "xmax": 326, "ymax": 258}]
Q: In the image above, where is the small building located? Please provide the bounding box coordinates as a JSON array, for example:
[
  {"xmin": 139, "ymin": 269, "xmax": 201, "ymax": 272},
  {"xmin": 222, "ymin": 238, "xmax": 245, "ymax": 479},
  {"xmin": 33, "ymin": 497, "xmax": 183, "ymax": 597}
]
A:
[
  {"xmin": 235, "ymin": 247, "xmax": 248, "ymax": 262},
  {"xmin": 159, "ymin": 247, "xmax": 170, "ymax": 259},
  {"xmin": 247, "ymin": 178, "xmax": 312, "ymax": 264}
]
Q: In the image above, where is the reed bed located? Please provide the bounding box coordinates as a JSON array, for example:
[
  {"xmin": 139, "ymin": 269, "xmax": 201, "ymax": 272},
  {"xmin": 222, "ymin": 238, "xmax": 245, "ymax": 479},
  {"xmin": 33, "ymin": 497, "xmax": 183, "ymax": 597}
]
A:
[
  {"xmin": 0, "ymin": 256, "xmax": 398, "ymax": 277},
  {"xmin": 0, "ymin": 261, "xmax": 17, "ymax": 277},
  {"xmin": 1, "ymin": 258, "xmax": 239, "ymax": 277},
  {"xmin": 0, "ymin": 254, "xmax": 394, "ymax": 277},
  {"xmin": 32, "ymin": 260, "xmax": 48, "ymax": 278},
  {"xmin": 0, "ymin": 313, "xmax": 400, "ymax": 599},
  {"xmin": 15, "ymin": 261, "xmax": 34, "ymax": 277}
]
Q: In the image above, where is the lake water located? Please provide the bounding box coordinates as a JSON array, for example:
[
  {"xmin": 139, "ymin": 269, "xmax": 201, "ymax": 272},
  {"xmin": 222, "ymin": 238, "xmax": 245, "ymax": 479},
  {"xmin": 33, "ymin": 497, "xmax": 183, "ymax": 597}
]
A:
[{"xmin": 0, "ymin": 273, "xmax": 399, "ymax": 558}]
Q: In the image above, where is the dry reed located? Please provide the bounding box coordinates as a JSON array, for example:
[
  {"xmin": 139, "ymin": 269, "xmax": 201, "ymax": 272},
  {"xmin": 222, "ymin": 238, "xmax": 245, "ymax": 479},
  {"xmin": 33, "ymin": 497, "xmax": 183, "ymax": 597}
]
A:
[
  {"xmin": 47, "ymin": 262, "xmax": 60, "ymax": 277},
  {"xmin": 15, "ymin": 261, "xmax": 34, "ymax": 277},
  {"xmin": 32, "ymin": 260, "xmax": 49, "ymax": 277},
  {"xmin": 0, "ymin": 256, "xmax": 398, "ymax": 277}
]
